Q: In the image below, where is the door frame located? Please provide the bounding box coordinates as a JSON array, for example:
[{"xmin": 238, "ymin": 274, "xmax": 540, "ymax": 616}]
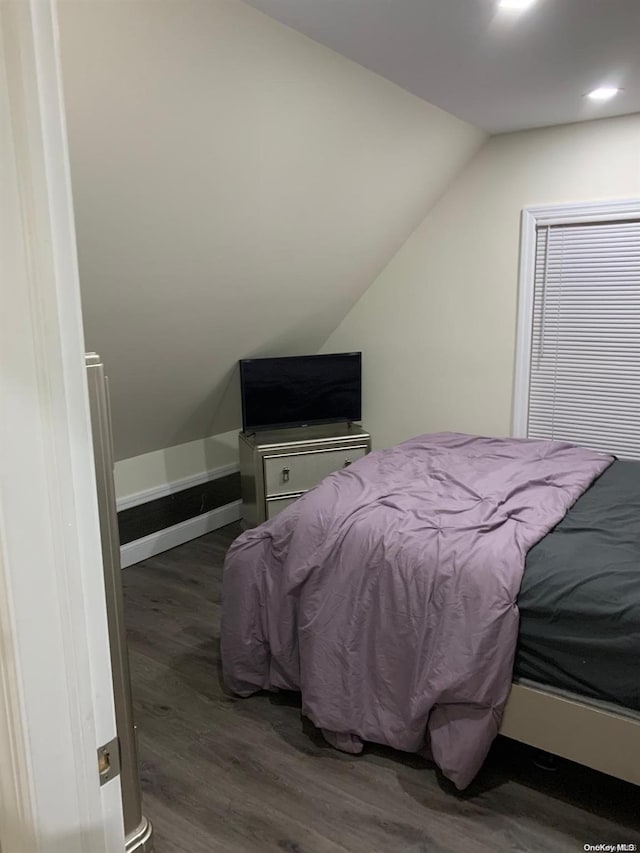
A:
[{"xmin": 0, "ymin": 1, "xmax": 124, "ymax": 850}]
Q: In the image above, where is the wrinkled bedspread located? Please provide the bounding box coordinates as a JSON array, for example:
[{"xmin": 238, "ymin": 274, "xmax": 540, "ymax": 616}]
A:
[{"xmin": 221, "ymin": 433, "xmax": 612, "ymax": 788}]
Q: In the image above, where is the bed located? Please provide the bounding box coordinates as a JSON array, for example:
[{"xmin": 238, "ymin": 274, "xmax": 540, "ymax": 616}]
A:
[
  {"xmin": 220, "ymin": 433, "xmax": 640, "ymax": 789},
  {"xmin": 502, "ymin": 457, "xmax": 640, "ymax": 786}
]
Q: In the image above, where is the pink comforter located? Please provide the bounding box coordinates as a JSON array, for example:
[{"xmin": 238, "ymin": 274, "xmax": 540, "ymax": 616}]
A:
[{"xmin": 221, "ymin": 433, "xmax": 612, "ymax": 788}]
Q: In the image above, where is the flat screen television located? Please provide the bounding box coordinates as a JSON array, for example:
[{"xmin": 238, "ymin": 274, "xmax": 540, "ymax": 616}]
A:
[{"xmin": 239, "ymin": 352, "xmax": 361, "ymax": 432}]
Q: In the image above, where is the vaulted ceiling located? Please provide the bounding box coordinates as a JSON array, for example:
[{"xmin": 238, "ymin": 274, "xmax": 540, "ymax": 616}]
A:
[
  {"xmin": 61, "ymin": 0, "xmax": 637, "ymax": 461},
  {"xmin": 58, "ymin": 0, "xmax": 484, "ymax": 460}
]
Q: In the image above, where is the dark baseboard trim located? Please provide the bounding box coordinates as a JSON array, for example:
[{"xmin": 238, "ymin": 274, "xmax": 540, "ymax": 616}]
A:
[
  {"xmin": 118, "ymin": 472, "xmax": 240, "ymax": 545},
  {"xmin": 118, "ymin": 472, "xmax": 241, "ymax": 568}
]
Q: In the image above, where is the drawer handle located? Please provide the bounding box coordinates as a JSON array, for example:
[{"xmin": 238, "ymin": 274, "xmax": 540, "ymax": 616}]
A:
[
  {"xmin": 282, "ymin": 466, "xmax": 290, "ymax": 483},
  {"xmin": 343, "ymin": 458, "xmax": 352, "ymax": 467}
]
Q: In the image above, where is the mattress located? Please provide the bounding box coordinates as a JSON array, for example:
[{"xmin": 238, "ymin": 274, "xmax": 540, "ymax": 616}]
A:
[{"xmin": 515, "ymin": 459, "xmax": 640, "ymax": 712}]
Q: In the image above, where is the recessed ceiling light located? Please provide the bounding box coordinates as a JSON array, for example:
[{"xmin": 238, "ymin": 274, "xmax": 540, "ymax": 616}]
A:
[
  {"xmin": 587, "ymin": 87, "xmax": 620, "ymax": 102},
  {"xmin": 498, "ymin": 0, "xmax": 537, "ymax": 10}
]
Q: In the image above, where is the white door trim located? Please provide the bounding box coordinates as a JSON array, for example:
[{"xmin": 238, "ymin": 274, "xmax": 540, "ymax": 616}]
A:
[
  {"xmin": 0, "ymin": 1, "xmax": 124, "ymax": 850},
  {"xmin": 511, "ymin": 198, "xmax": 640, "ymax": 438},
  {"xmin": 512, "ymin": 208, "xmax": 537, "ymax": 438}
]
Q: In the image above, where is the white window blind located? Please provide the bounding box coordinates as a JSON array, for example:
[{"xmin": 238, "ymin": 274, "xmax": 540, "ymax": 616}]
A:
[{"xmin": 527, "ymin": 219, "xmax": 640, "ymax": 459}]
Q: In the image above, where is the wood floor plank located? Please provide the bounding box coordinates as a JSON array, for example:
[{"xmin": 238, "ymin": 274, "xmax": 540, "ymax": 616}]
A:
[{"xmin": 122, "ymin": 523, "xmax": 640, "ymax": 853}]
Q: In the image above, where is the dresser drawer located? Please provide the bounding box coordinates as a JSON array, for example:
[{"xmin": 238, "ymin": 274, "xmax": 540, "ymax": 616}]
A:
[
  {"xmin": 266, "ymin": 494, "xmax": 301, "ymax": 520},
  {"xmin": 263, "ymin": 445, "xmax": 368, "ymax": 497}
]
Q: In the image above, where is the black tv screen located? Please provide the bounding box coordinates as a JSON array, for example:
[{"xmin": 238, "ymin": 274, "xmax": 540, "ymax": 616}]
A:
[{"xmin": 239, "ymin": 353, "xmax": 361, "ymax": 432}]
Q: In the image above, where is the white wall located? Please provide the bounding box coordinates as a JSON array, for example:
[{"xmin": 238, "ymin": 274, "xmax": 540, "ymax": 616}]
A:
[
  {"xmin": 57, "ymin": 0, "xmax": 484, "ymax": 468},
  {"xmin": 323, "ymin": 114, "xmax": 640, "ymax": 449},
  {"xmin": 113, "ymin": 429, "xmax": 238, "ymax": 505}
]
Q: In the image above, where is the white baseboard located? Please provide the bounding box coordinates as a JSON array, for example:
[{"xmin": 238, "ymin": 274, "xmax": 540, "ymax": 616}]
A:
[
  {"xmin": 116, "ymin": 462, "xmax": 239, "ymax": 511},
  {"xmin": 120, "ymin": 500, "xmax": 242, "ymax": 568}
]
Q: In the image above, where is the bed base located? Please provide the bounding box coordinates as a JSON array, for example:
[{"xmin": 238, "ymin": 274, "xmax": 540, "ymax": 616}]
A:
[{"xmin": 500, "ymin": 682, "xmax": 640, "ymax": 786}]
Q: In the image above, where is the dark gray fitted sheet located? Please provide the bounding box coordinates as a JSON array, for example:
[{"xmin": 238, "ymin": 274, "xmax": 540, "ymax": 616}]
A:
[{"xmin": 515, "ymin": 459, "xmax": 640, "ymax": 711}]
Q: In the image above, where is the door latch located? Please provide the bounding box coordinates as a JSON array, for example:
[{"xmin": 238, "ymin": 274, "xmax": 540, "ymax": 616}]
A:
[{"xmin": 97, "ymin": 736, "xmax": 121, "ymax": 786}]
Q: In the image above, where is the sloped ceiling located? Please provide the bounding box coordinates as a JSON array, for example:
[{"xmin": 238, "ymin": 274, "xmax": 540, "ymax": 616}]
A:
[{"xmin": 58, "ymin": 0, "xmax": 484, "ymax": 461}]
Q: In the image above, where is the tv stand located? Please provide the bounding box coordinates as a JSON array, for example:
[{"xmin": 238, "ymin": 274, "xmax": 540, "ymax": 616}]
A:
[{"xmin": 238, "ymin": 423, "xmax": 371, "ymax": 527}]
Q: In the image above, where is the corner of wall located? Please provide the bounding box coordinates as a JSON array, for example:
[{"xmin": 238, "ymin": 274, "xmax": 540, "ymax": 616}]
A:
[{"xmin": 319, "ymin": 125, "xmax": 489, "ymax": 352}]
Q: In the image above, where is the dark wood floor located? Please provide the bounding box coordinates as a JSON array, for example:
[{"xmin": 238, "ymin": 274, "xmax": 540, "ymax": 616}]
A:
[{"xmin": 122, "ymin": 523, "xmax": 640, "ymax": 853}]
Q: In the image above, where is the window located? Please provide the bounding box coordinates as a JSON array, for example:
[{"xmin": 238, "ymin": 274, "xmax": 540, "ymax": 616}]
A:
[{"xmin": 513, "ymin": 200, "xmax": 640, "ymax": 459}]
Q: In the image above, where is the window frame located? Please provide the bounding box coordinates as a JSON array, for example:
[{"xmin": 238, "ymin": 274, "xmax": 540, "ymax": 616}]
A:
[{"xmin": 512, "ymin": 198, "xmax": 640, "ymax": 438}]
